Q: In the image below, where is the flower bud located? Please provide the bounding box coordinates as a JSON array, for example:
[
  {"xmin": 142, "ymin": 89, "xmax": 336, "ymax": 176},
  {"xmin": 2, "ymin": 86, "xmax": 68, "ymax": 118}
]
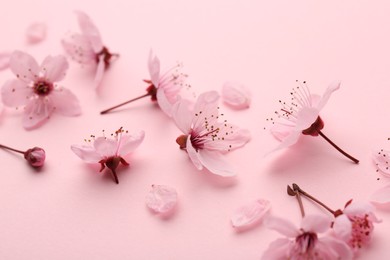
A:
[{"xmin": 24, "ymin": 147, "xmax": 45, "ymax": 167}]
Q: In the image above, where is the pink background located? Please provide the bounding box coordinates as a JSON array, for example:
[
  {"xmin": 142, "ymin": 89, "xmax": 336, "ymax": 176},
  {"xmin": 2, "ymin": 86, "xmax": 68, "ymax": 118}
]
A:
[{"xmin": 1, "ymin": 0, "xmax": 390, "ymax": 259}]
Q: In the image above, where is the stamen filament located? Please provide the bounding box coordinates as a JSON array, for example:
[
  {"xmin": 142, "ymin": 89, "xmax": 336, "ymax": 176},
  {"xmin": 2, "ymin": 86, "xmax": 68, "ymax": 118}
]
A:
[
  {"xmin": 100, "ymin": 93, "xmax": 151, "ymax": 114},
  {"xmin": 318, "ymin": 131, "xmax": 359, "ymax": 164}
]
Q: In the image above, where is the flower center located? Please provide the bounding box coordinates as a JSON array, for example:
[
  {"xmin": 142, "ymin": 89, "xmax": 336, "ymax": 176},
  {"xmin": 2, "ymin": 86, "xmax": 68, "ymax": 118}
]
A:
[
  {"xmin": 33, "ymin": 81, "xmax": 53, "ymax": 96},
  {"xmin": 96, "ymin": 46, "xmax": 113, "ymax": 67},
  {"xmin": 302, "ymin": 116, "xmax": 324, "ymax": 136},
  {"xmin": 295, "ymin": 232, "xmax": 318, "ymax": 253}
]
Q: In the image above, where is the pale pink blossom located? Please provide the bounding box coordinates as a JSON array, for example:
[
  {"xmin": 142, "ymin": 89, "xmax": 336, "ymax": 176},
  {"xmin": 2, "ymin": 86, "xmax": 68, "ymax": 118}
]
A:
[
  {"xmin": 1, "ymin": 51, "xmax": 81, "ymax": 130},
  {"xmin": 0, "ymin": 52, "xmax": 11, "ymax": 71},
  {"xmin": 71, "ymin": 128, "xmax": 144, "ymax": 184},
  {"xmin": 146, "ymin": 185, "xmax": 178, "ymax": 214},
  {"xmin": 62, "ymin": 11, "xmax": 117, "ymax": 88},
  {"xmin": 372, "ymin": 148, "xmax": 390, "ymax": 177},
  {"xmin": 231, "ymin": 199, "xmax": 270, "ymax": 229},
  {"xmin": 334, "ymin": 200, "xmax": 380, "ymax": 253},
  {"xmin": 221, "ymin": 81, "xmax": 251, "ymax": 109},
  {"xmin": 370, "ymin": 184, "xmax": 390, "ymax": 208},
  {"xmin": 26, "ymin": 22, "xmax": 47, "ymax": 44},
  {"xmin": 172, "ymin": 91, "xmax": 251, "ymax": 176},
  {"xmin": 262, "ymin": 215, "xmax": 352, "ymax": 260}
]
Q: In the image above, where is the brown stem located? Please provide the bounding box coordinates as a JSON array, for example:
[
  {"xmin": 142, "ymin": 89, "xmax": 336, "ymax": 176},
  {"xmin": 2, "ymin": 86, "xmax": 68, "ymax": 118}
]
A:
[
  {"xmin": 318, "ymin": 131, "xmax": 359, "ymax": 164},
  {"xmin": 0, "ymin": 144, "xmax": 25, "ymax": 154},
  {"xmin": 110, "ymin": 169, "xmax": 119, "ymax": 184},
  {"xmin": 293, "ymin": 185, "xmax": 305, "ymax": 217},
  {"xmin": 100, "ymin": 93, "xmax": 151, "ymax": 114}
]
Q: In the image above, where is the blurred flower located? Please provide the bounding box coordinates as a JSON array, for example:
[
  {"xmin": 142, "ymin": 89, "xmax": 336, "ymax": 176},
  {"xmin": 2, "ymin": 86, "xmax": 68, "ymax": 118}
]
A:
[
  {"xmin": 172, "ymin": 91, "xmax": 250, "ymax": 176},
  {"xmin": 262, "ymin": 215, "xmax": 352, "ymax": 260},
  {"xmin": 146, "ymin": 185, "xmax": 178, "ymax": 214},
  {"xmin": 26, "ymin": 22, "xmax": 47, "ymax": 44},
  {"xmin": 370, "ymin": 184, "xmax": 390, "ymax": 208},
  {"xmin": 62, "ymin": 11, "xmax": 118, "ymax": 88},
  {"xmin": 221, "ymin": 81, "xmax": 251, "ymax": 109},
  {"xmin": 71, "ymin": 128, "xmax": 144, "ymax": 184},
  {"xmin": 0, "ymin": 52, "xmax": 11, "ymax": 71},
  {"xmin": 231, "ymin": 199, "xmax": 270, "ymax": 230},
  {"xmin": 1, "ymin": 51, "xmax": 81, "ymax": 130}
]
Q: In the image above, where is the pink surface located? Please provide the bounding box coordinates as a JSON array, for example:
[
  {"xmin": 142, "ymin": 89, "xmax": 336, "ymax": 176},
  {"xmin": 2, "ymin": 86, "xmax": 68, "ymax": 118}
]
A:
[{"xmin": 1, "ymin": 0, "xmax": 390, "ymax": 259}]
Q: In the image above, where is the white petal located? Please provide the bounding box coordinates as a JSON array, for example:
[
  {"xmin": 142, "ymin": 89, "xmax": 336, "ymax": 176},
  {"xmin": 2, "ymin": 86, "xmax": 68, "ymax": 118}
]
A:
[
  {"xmin": 295, "ymin": 107, "xmax": 319, "ymax": 130},
  {"xmin": 316, "ymin": 81, "xmax": 340, "ymax": 111},
  {"xmin": 197, "ymin": 149, "xmax": 235, "ymax": 177},
  {"xmin": 370, "ymin": 184, "xmax": 390, "ymax": 208},
  {"xmin": 148, "ymin": 49, "xmax": 160, "ymax": 88},
  {"xmin": 221, "ymin": 81, "xmax": 251, "ymax": 109},
  {"xmin": 333, "ymin": 214, "xmax": 352, "ymax": 242},
  {"xmin": 231, "ymin": 199, "xmax": 271, "ymax": 229},
  {"xmin": 71, "ymin": 144, "xmax": 102, "ymax": 163},
  {"xmin": 145, "ymin": 185, "xmax": 178, "ymax": 214},
  {"xmin": 264, "ymin": 216, "xmax": 299, "ymax": 237},
  {"xmin": 26, "ymin": 22, "xmax": 47, "ymax": 44},
  {"xmin": 156, "ymin": 88, "xmax": 173, "ymax": 117},
  {"xmin": 301, "ymin": 214, "xmax": 331, "ymax": 233}
]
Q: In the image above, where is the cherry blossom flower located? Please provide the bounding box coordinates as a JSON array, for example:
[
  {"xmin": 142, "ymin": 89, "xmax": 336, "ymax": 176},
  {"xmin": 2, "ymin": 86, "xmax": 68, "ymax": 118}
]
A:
[
  {"xmin": 372, "ymin": 148, "xmax": 390, "ymax": 177},
  {"xmin": 62, "ymin": 10, "xmax": 118, "ymax": 88},
  {"xmin": 0, "ymin": 144, "xmax": 45, "ymax": 168},
  {"xmin": 333, "ymin": 200, "xmax": 380, "ymax": 253},
  {"xmin": 146, "ymin": 185, "xmax": 178, "ymax": 214},
  {"xmin": 1, "ymin": 51, "xmax": 81, "ymax": 130},
  {"xmin": 0, "ymin": 52, "xmax": 11, "ymax": 71},
  {"xmin": 221, "ymin": 81, "xmax": 251, "ymax": 109},
  {"xmin": 26, "ymin": 22, "xmax": 47, "ymax": 44},
  {"xmin": 100, "ymin": 49, "xmax": 190, "ymax": 117},
  {"xmin": 71, "ymin": 127, "xmax": 145, "ymax": 184},
  {"xmin": 172, "ymin": 91, "xmax": 251, "ymax": 176},
  {"xmin": 370, "ymin": 184, "xmax": 390, "ymax": 208},
  {"xmin": 262, "ymin": 215, "xmax": 353, "ymax": 260},
  {"xmin": 231, "ymin": 199, "xmax": 271, "ymax": 230},
  {"xmin": 267, "ymin": 80, "xmax": 359, "ymax": 163}
]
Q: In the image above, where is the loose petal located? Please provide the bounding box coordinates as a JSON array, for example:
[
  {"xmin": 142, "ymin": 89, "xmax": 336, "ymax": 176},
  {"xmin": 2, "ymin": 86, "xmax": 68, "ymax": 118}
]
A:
[
  {"xmin": 71, "ymin": 144, "xmax": 102, "ymax": 163},
  {"xmin": 148, "ymin": 49, "xmax": 160, "ymax": 88},
  {"xmin": 75, "ymin": 11, "xmax": 103, "ymax": 53},
  {"xmin": 221, "ymin": 81, "xmax": 251, "ymax": 109},
  {"xmin": 26, "ymin": 22, "xmax": 47, "ymax": 44},
  {"xmin": 10, "ymin": 51, "xmax": 40, "ymax": 83},
  {"xmin": 117, "ymin": 131, "xmax": 145, "ymax": 155},
  {"xmin": 41, "ymin": 55, "xmax": 69, "ymax": 82},
  {"xmin": 0, "ymin": 52, "xmax": 11, "ymax": 71},
  {"xmin": 49, "ymin": 87, "xmax": 81, "ymax": 116},
  {"xmin": 370, "ymin": 184, "xmax": 390, "ymax": 208},
  {"xmin": 94, "ymin": 56, "xmax": 105, "ymax": 89},
  {"xmin": 231, "ymin": 199, "xmax": 271, "ymax": 229},
  {"xmin": 1, "ymin": 79, "xmax": 33, "ymax": 107},
  {"xmin": 197, "ymin": 149, "xmax": 235, "ymax": 176},
  {"xmin": 22, "ymin": 98, "xmax": 53, "ymax": 130},
  {"xmin": 146, "ymin": 185, "xmax": 178, "ymax": 214}
]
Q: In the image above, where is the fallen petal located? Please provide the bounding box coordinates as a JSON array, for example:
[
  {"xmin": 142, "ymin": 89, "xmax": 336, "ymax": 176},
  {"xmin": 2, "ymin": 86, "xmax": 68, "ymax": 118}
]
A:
[
  {"xmin": 146, "ymin": 185, "xmax": 178, "ymax": 214},
  {"xmin": 231, "ymin": 199, "xmax": 271, "ymax": 229},
  {"xmin": 221, "ymin": 81, "xmax": 251, "ymax": 109},
  {"xmin": 370, "ymin": 184, "xmax": 390, "ymax": 209},
  {"xmin": 26, "ymin": 22, "xmax": 47, "ymax": 44},
  {"xmin": 0, "ymin": 52, "xmax": 11, "ymax": 70}
]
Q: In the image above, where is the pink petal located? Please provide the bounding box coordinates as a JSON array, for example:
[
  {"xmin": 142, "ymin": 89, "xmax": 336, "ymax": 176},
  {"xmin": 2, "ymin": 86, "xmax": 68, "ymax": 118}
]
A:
[
  {"xmin": 301, "ymin": 214, "xmax": 331, "ymax": 233},
  {"xmin": 261, "ymin": 238, "xmax": 291, "ymax": 260},
  {"xmin": 203, "ymin": 127, "xmax": 251, "ymax": 152},
  {"xmin": 295, "ymin": 107, "xmax": 319, "ymax": 130},
  {"xmin": 231, "ymin": 199, "xmax": 271, "ymax": 229},
  {"xmin": 145, "ymin": 185, "xmax": 178, "ymax": 214},
  {"xmin": 197, "ymin": 149, "xmax": 235, "ymax": 176},
  {"xmin": 186, "ymin": 137, "xmax": 203, "ymax": 170},
  {"xmin": 1, "ymin": 79, "xmax": 33, "ymax": 107},
  {"xmin": 94, "ymin": 56, "xmax": 105, "ymax": 89},
  {"xmin": 264, "ymin": 216, "xmax": 299, "ymax": 237},
  {"xmin": 372, "ymin": 149, "xmax": 390, "ymax": 177},
  {"xmin": 50, "ymin": 87, "xmax": 81, "ymax": 116},
  {"xmin": 71, "ymin": 144, "xmax": 102, "ymax": 163},
  {"xmin": 221, "ymin": 81, "xmax": 251, "ymax": 109},
  {"xmin": 117, "ymin": 130, "xmax": 145, "ymax": 155},
  {"xmin": 370, "ymin": 184, "xmax": 390, "ymax": 208},
  {"xmin": 0, "ymin": 52, "xmax": 11, "ymax": 71},
  {"xmin": 26, "ymin": 22, "xmax": 47, "ymax": 44},
  {"xmin": 172, "ymin": 97, "xmax": 193, "ymax": 134},
  {"xmin": 22, "ymin": 98, "xmax": 53, "ymax": 130},
  {"xmin": 62, "ymin": 33, "xmax": 96, "ymax": 64},
  {"xmin": 75, "ymin": 11, "xmax": 103, "ymax": 53},
  {"xmin": 156, "ymin": 88, "xmax": 173, "ymax": 117},
  {"xmin": 268, "ymin": 130, "xmax": 301, "ymax": 154},
  {"xmin": 192, "ymin": 91, "xmax": 220, "ymax": 133},
  {"xmin": 148, "ymin": 49, "xmax": 160, "ymax": 88},
  {"xmin": 316, "ymin": 81, "xmax": 340, "ymax": 111},
  {"xmin": 270, "ymin": 122, "xmax": 295, "ymax": 142},
  {"xmin": 41, "ymin": 55, "xmax": 69, "ymax": 83},
  {"xmin": 319, "ymin": 237, "xmax": 353, "ymax": 260},
  {"xmin": 343, "ymin": 201, "xmax": 375, "ymax": 216},
  {"xmin": 93, "ymin": 137, "xmax": 118, "ymax": 157},
  {"xmin": 10, "ymin": 51, "xmax": 39, "ymax": 83},
  {"xmin": 333, "ymin": 214, "xmax": 352, "ymax": 242}
]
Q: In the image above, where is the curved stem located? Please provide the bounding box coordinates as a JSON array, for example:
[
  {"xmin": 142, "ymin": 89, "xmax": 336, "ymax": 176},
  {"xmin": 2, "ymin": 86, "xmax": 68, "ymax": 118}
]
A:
[
  {"xmin": 100, "ymin": 93, "xmax": 150, "ymax": 114},
  {"xmin": 0, "ymin": 144, "xmax": 25, "ymax": 154},
  {"xmin": 292, "ymin": 184, "xmax": 305, "ymax": 217},
  {"xmin": 318, "ymin": 131, "xmax": 359, "ymax": 164}
]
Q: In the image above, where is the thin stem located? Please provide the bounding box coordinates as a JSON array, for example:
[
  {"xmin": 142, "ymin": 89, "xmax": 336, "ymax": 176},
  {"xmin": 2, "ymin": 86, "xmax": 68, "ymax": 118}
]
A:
[
  {"xmin": 100, "ymin": 93, "xmax": 150, "ymax": 114},
  {"xmin": 293, "ymin": 186, "xmax": 306, "ymax": 217},
  {"xmin": 110, "ymin": 169, "xmax": 119, "ymax": 184},
  {"xmin": 293, "ymin": 183, "xmax": 336, "ymax": 216},
  {"xmin": 318, "ymin": 130, "xmax": 359, "ymax": 164},
  {"xmin": 0, "ymin": 144, "xmax": 25, "ymax": 154}
]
